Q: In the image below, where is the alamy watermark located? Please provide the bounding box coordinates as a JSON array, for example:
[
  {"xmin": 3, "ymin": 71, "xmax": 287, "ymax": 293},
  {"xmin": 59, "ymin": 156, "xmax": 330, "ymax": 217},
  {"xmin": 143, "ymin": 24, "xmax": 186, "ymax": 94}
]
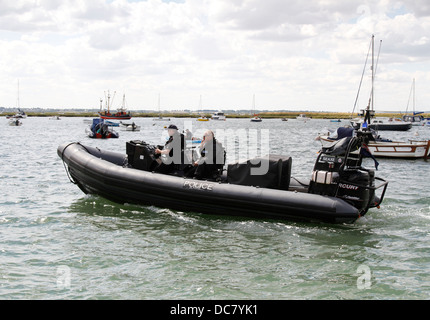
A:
[
  {"xmin": 356, "ymin": 264, "xmax": 372, "ymax": 290},
  {"xmin": 162, "ymin": 120, "xmax": 271, "ymax": 174},
  {"xmin": 56, "ymin": 265, "xmax": 71, "ymax": 290}
]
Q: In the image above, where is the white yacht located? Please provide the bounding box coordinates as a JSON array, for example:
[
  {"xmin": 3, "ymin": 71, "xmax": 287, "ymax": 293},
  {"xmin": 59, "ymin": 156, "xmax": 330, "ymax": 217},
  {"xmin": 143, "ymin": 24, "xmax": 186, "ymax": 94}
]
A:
[{"xmin": 211, "ymin": 111, "xmax": 226, "ymax": 121}]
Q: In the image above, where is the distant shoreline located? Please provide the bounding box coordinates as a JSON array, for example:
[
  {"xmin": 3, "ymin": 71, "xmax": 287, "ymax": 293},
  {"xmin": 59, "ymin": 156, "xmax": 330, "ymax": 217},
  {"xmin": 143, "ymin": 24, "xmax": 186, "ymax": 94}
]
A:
[{"xmin": 3, "ymin": 111, "xmax": 429, "ymax": 119}]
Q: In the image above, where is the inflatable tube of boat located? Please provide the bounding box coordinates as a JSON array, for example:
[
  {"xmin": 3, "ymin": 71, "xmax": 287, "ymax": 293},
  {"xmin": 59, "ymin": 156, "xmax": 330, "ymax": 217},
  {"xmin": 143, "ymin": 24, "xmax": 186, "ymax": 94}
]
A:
[{"xmin": 58, "ymin": 142, "xmax": 361, "ymax": 223}]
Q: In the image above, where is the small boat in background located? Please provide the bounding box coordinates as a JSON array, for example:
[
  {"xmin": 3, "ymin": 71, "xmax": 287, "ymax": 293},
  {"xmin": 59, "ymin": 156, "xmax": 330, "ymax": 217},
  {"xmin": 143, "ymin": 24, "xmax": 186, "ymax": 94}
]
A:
[
  {"xmin": 105, "ymin": 120, "xmax": 120, "ymax": 127},
  {"xmin": 352, "ymin": 115, "xmax": 412, "ymax": 131},
  {"xmin": 9, "ymin": 118, "xmax": 23, "ymax": 126},
  {"xmin": 49, "ymin": 116, "xmax": 61, "ymax": 120},
  {"xmin": 153, "ymin": 115, "xmax": 171, "ymax": 121},
  {"xmin": 212, "ymin": 111, "xmax": 226, "ymax": 121},
  {"xmin": 197, "ymin": 115, "xmax": 209, "ymax": 121},
  {"xmin": 402, "ymin": 113, "xmax": 424, "ymax": 126},
  {"xmin": 86, "ymin": 118, "xmax": 119, "ymax": 139},
  {"xmin": 7, "ymin": 109, "xmax": 27, "ymax": 119},
  {"xmin": 250, "ymin": 115, "xmax": 262, "ymax": 122},
  {"xmin": 7, "ymin": 81, "xmax": 27, "ymax": 120},
  {"xmin": 195, "ymin": 96, "xmax": 209, "ymax": 121},
  {"xmin": 402, "ymin": 79, "xmax": 424, "ymax": 126},
  {"xmin": 120, "ymin": 121, "xmax": 141, "ymax": 131},
  {"xmin": 297, "ymin": 114, "xmax": 311, "ymax": 121},
  {"xmin": 153, "ymin": 94, "xmax": 170, "ymax": 121},
  {"xmin": 250, "ymin": 94, "xmax": 262, "ymax": 122}
]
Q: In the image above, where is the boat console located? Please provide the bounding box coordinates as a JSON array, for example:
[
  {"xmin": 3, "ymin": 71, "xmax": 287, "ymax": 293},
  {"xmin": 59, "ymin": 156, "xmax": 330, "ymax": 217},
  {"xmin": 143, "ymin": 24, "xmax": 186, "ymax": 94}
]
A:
[{"xmin": 126, "ymin": 140, "xmax": 159, "ymax": 171}]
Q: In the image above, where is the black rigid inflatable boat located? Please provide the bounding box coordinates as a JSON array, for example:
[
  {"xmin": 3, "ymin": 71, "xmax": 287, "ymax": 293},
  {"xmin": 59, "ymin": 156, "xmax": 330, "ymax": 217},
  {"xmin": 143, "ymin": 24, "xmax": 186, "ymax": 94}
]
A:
[{"xmin": 58, "ymin": 130, "xmax": 388, "ymax": 224}]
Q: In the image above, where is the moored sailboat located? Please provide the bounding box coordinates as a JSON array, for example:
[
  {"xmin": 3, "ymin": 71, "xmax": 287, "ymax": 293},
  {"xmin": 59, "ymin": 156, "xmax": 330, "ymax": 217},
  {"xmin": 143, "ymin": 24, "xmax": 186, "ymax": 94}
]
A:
[
  {"xmin": 349, "ymin": 36, "xmax": 411, "ymax": 132},
  {"xmin": 7, "ymin": 80, "xmax": 27, "ymax": 120},
  {"xmin": 250, "ymin": 94, "xmax": 262, "ymax": 122},
  {"xmin": 402, "ymin": 79, "xmax": 424, "ymax": 126},
  {"xmin": 153, "ymin": 94, "xmax": 170, "ymax": 121},
  {"xmin": 319, "ymin": 35, "xmax": 429, "ymax": 159}
]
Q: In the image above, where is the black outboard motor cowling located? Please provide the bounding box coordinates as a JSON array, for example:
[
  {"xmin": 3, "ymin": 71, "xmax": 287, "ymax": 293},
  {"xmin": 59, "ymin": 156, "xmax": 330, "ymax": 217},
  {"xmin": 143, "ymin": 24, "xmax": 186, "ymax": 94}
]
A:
[{"xmin": 309, "ymin": 131, "xmax": 377, "ymax": 215}]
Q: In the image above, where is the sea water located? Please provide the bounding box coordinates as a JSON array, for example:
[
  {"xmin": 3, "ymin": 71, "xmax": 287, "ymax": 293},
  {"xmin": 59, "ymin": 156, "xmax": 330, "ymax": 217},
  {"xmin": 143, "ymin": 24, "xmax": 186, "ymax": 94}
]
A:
[{"xmin": 1, "ymin": 116, "xmax": 430, "ymax": 299}]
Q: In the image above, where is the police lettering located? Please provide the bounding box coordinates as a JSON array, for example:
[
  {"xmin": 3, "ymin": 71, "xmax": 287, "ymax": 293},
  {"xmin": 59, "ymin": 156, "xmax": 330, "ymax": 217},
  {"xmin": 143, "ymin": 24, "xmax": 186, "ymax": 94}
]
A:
[{"xmin": 183, "ymin": 180, "xmax": 214, "ymax": 191}]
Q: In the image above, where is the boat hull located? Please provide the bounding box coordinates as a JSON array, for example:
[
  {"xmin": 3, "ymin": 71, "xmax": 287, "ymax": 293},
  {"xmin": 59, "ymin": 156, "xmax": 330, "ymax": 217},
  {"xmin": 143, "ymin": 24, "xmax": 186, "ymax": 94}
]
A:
[
  {"xmin": 319, "ymin": 136, "xmax": 430, "ymax": 159},
  {"xmin": 120, "ymin": 125, "xmax": 141, "ymax": 131},
  {"xmin": 100, "ymin": 115, "xmax": 132, "ymax": 120},
  {"xmin": 99, "ymin": 110, "xmax": 132, "ymax": 120},
  {"xmin": 9, "ymin": 120, "xmax": 23, "ymax": 126},
  {"xmin": 85, "ymin": 128, "xmax": 119, "ymax": 139},
  {"xmin": 369, "ymin": 123, "xmax": 412, "ymax": 131},
  {"xmin": 58, "ymin": 142, "xmax": 362, "ymax": 223},
  {"xmin": 88, "ymin": 132, "xmax": 119, "ymax": 139}
]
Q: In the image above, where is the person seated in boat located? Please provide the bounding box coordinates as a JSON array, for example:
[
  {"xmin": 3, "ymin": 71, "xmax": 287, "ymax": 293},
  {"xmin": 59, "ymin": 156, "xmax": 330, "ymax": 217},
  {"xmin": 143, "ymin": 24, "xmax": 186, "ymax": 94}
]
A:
[
  {"xmin": 154, "ymin": 124, "xmax": 186, "ymax": 174},
  {"xmin": 184, "ymin": 129, "xmax": 193, "ymax": 140},
  {"xmin": 186, "ymin": 130, "xmax": 225, "ymax": 180},
  {"xmin": 94, "ymin": 122, "xmax": 109, "ymax": 138}
]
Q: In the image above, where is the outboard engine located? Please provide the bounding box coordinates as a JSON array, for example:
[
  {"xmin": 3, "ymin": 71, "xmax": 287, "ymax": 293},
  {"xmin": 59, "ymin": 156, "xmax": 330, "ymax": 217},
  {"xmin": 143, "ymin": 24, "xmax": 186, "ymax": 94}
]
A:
[{"xmin": 309, "ymin": 130, "xmax": 381, "ymax": 216}]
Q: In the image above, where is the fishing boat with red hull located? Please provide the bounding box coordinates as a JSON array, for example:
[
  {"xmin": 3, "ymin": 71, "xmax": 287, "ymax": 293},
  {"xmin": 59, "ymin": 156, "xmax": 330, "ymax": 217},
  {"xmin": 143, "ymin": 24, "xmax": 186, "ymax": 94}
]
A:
[
  {"xmin": 98, "ymin": 91, "xmax": 132, "ymax": 120},
  {"xmin": 99, "ymin": 110, "xmax": 131, "ymax": 120}
]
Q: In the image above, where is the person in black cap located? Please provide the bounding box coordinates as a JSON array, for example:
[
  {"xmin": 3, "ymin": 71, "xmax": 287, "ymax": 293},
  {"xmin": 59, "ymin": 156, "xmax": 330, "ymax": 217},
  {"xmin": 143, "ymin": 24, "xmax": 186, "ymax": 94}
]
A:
[{"xmin": 154, "ymin": 124, "xmax": 186, "ymax": 174}]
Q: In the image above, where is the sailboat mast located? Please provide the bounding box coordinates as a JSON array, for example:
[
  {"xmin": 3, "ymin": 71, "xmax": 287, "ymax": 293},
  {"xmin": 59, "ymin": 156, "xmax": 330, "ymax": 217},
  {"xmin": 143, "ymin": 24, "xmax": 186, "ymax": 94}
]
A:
[
  {"xmin": 371, "ymin": 34, "xmax": 374, "ymax": 111},
  {"xmin": 104, "ymin": 91, "xmax": 108, "ymax": 112},
  {"xmin": 413, "ymin": 78, "xmax": 416, "ymax": 113},
  {"xmin": 363, "ymin": 35, "xmax": 374, "ymax": 126},
  {"xmin": 17, "ymin": 80, "xmax": 20, "ymax": 110},
  {"xmin": 108, "ymin": 91, "xmax": 111, "ymax": 113}
]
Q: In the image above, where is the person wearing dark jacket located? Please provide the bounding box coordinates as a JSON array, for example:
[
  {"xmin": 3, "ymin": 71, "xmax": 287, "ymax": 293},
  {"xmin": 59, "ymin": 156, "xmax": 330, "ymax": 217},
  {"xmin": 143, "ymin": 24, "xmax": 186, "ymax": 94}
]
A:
[
  {"xmin": 154, "ymin": 124, "xmax": 186, "ymax": 174},
  {"xmin": 186, "ymin": 130, "xmax": 225, "ymax": 179}
]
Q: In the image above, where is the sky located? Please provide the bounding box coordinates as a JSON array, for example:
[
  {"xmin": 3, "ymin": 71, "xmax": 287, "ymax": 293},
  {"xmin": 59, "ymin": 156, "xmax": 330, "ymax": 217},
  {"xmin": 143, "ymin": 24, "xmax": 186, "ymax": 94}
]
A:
[{"xmin": 1, "ymin": 0, "xmax": 430, "ymax": 112}]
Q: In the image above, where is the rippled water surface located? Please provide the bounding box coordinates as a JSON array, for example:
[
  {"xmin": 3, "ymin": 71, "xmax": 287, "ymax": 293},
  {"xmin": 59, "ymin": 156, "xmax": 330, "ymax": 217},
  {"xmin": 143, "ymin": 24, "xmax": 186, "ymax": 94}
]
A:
[{"xmin": 1, "ymin": 116, "xmax": 430, "ymax": 299}]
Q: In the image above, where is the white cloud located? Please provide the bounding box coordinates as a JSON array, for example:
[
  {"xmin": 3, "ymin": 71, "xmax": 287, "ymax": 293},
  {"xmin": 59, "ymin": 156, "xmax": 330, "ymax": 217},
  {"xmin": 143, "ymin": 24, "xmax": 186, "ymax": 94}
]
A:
[{"xmin": 1, "ymin": 0, "xmax": 430, "ymax": 111}]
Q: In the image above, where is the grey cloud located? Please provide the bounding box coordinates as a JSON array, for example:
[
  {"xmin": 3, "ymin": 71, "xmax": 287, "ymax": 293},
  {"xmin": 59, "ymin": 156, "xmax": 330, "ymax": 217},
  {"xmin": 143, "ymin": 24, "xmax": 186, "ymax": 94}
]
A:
[
  {"xmin": 70, "ymin": 0, "xmax": 129, "ymax": 21},
  {"xmin": 402, "ymin": 0, "xmax": 430, "ymax": 17},
  {"xmin": 213, "ymin": 0, "xmax": 364, "ymax": 30},
  {"xmin": 88, "ymin": 28, "xmax": 129, "ymax": 51},
  {"xmin": 0, "ymin": 0, "xmax": 130, "ymax": 33},
  {"xmin": 0, "ymin": 1, "xmax": 35, "ymax": 17}
]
